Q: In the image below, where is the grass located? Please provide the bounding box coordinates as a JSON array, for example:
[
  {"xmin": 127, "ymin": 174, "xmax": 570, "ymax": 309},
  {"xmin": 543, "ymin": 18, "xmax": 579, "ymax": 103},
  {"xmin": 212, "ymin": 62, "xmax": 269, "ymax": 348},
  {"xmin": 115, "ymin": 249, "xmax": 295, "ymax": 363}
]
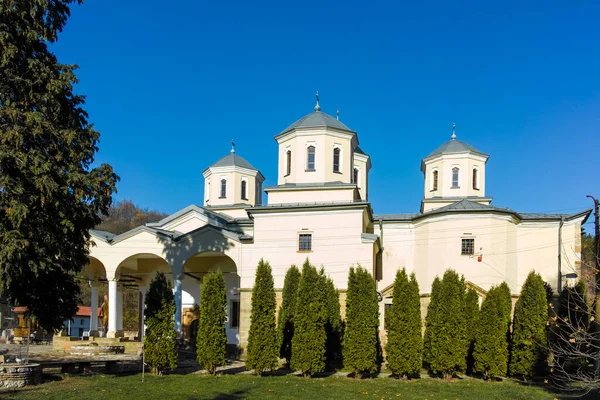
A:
[{"xmin": 2, "ymin": 373, "xmax": 560, "ymax": 400}]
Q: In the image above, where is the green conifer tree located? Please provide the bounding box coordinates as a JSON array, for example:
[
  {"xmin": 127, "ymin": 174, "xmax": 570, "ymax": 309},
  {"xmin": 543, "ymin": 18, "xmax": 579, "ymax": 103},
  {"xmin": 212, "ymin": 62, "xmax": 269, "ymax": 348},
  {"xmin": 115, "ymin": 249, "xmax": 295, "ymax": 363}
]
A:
[
  {"xmin": 464, "ymin": 287, "xmax": 480, "ymax": 374},
  {"xmin": 385, "ymin": 268, "xmax": 423, "ymax": 378},
  {"xmin": 323, "ymin": 270, "xmax": 343, "ymax": 368},
  {"xmin": 473, "ymin": 286, "xmax": 509, "ymax": 378},
  {"xmin": 496, "ymin": 282, "xmax": 513, "ymax": 325},
  {"xmin": 509, "ymin": 272, "xmax": 548, "ymax": 379},
  {"xmin": 143, "ymin": 272, "xmax": 177, "ymax": 376},
  {"xmin": 196, "ymin": 270, "xmax": 228, "ymax": 375},
  {"xmin": 291, "ymin": 259, "xmax": 327, "ymax": 376},
  {"xmin": 278, "ymin": 265, "xmax": 301, "ymax": 365},
  {"xmin": 423, "ymin": 269, "xmax": 467, "ymax": 379},
  {"xmin": 343, "ymin": 266, "xmax": 380, "ymax": 377},
  {"xmin": 246, "ymin": 259, "xmax": 278, "ymax": 375}
]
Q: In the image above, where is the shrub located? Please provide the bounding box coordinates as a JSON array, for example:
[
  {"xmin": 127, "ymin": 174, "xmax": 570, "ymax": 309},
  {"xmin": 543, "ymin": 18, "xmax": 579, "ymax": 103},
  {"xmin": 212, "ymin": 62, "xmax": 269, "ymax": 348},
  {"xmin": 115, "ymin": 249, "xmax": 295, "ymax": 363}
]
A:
[
  {"xmin": 196, "ymin": 270, "xmax": 228, "ymax": 375},
  {"xmin": 291, "ymin": 259, "xmax": 327, "ymax": 376},
  {"xmin": 323, "ymin": 269, "xmax": 343, "ymax": 368},
  {"xmin": 464, "ymin": 287, "xmax": 480, "ymax": 374},
  {"xmin": 143, "ymin": 272, "xmax": 177, "ymax": 376},
  {"xmin": 509, "ymin": 272, "xmax": 548, "ymax": 379},
  {"xmin": 473, "ymin": 286, "xmax": 509, "ymax": 378},
  {"xmin": 278, "ymin": 265, "xmax": 301, "ymax": 365},
  {"xmin": 423, "ymin": 269, "xmax": 467, "ymax": 378},
  {"xmin": 343, "ymin": 266, "xmax": 380, "ymax": 377},
  {"xmin": 246, "ymin": 259, "xmax": 278, "ymax": 374},
  {"xmin": 385, "ymin": 268, "xmax": 422, "ymax": 378}
]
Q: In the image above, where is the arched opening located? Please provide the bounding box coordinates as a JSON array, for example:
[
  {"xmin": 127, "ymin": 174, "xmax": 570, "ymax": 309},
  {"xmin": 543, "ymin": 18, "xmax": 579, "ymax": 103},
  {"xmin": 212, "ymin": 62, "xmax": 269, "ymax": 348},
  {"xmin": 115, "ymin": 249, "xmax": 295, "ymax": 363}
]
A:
[
  {"xmin": 306, "ymin": 146, "xmax": 316, "ymax": 170},
  {"xmin": 333, "ymin": 147, "xmax": 341, "ymax": 173},
  {"xmin": 286, "ymin": 150, "xmax": 291, "ymax": 176},
  {"xmin": 182, "ymin": 251, "xmax": 240, "ymax": 346},
  {"xmin": 452, "ymin": 167, "xmax": 460, "ymax": 188}
]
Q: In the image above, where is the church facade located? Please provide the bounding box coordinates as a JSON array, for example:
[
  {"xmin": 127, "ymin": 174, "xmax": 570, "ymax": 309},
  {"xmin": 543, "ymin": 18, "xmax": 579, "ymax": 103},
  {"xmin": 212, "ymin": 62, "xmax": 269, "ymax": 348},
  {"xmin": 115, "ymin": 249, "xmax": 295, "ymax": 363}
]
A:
[{"xmin": 83, "ymin": 99, "xmax": 590, "ymax": 350}]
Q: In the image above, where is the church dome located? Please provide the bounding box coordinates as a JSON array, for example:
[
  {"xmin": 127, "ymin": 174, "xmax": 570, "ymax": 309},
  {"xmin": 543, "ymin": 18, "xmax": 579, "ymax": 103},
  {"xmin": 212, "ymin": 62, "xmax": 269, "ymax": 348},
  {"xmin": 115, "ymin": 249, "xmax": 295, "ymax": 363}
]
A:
[
  {"xmin": 426, "ymin": 139, "xmax": 487, "ymax": 159},
  {"xmin": 279, "ymin": 111, "xmax": 354, "ymax": 135},
  {"xmin": 209, "ymin": 153, "xmax": 258, "ymax": 171}
]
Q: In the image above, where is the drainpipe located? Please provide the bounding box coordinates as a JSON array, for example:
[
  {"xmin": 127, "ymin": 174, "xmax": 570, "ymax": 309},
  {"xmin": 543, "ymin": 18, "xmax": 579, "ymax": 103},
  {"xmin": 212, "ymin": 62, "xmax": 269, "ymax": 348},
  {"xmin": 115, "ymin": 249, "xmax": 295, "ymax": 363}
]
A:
[{"xmin": 558, "ymin": 216, "xmax": 564, "ymax": 293}]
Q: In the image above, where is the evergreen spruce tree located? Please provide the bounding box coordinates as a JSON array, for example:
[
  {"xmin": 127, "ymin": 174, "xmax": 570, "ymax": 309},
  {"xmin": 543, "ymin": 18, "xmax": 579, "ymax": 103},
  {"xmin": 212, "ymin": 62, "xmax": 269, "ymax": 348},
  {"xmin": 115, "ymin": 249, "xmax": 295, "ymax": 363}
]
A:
[
  {"xmin": 343, "ymin": 266, "xmax": 380, "ymax": 377},
  {"xmin": 0, "ymin": 0, "xmax": 118, "ymax": 331},
  {"xmin": 473, "ymin": 286, "xmax": 509, "ymax": 378},
  {"xmin": 278, "ymin": 265, "xmax": 301, "ymax": 365},
  {"xmin": 323, "ymin": 270, "xmax": 343, "ymax": 368},
  {"xmin": 291, "ymin": 259, "xmax": 327, "ymax": 376},
  {"xmin": 423, "ymin": 269, "xmax": 467, "ymax": 379},
  {"xmin": 246, "ymin": 259, "xmax": 278, "ymax": 374},
  {"xmin": 464, "ymin": 287, "xmax": 480, "ymax": 374},
  {"xmin": 143, "ymin": 272, "xmax": 177, "ymax": 376},
  {"xmin": 197, "ymin": 270, "xmax": 228, "ymax": 375},
  {"xmin": 385, "ymin": 269, "xmax": 423, "ymax": 378},
  {"xmin": 509, "ymin": 272, "xmax": 548, "ymax": 379}
]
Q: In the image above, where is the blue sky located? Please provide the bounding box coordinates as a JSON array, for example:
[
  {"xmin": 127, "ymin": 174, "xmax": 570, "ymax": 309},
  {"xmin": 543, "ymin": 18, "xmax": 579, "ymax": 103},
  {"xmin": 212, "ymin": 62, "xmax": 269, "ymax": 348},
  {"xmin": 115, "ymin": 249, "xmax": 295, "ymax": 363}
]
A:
[{"xmin": 52, "ymin": 1, "xmax": 599, "ymax": 226}]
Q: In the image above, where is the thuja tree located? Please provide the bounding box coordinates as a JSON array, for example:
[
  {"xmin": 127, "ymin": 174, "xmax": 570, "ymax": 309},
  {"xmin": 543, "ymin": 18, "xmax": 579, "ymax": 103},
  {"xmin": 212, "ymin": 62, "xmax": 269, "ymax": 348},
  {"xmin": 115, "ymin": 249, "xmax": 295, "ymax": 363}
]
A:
[
  {"xmin": 464, "ymin": 287, "xmax": 480, "ymax": 374},
  {"xmin": 323, "ymin": 270, "xmax": 343, "ymax": 368},
  {"xmin": 143, "ymin": 272, "xmax": 177, "ymax": 376},
  {"xmin": 278, "ymin": 265, "xmax": 301, "ymax": 365},
  {"xmin": 473, "ymin": 286, "xmax": 509, "ymax": 378},
  {"xmin": 246, "ymin": 259, "xmax": 278, "ymax": 375},
  {"xmin": 385, "ymin": 268, "xmax": 422, "ymax": 378},
  {"xmin": 343, "ymin": 266, "xmax": 380, "ymax": 377},
  {"xmin": 0, "ymin": 0, "xmax": 118, "ymax": 331},
  {"xmin": 197, "ymin": 270, "xmax": 228, "ymax": 375},
  {"xmin": 497, "ymin": 282, "xmax": 513, "ymax": 326},
  {"xmin": 509, "ymin": 271, "xmax": 548, "ymax": 379},
  {"xmin": 291, "ymin": 259, "xmax": 327, "ymax": 376},
  {"xmin": 423, "ymin": 269, "xmax": 467, "ymax": 379}
]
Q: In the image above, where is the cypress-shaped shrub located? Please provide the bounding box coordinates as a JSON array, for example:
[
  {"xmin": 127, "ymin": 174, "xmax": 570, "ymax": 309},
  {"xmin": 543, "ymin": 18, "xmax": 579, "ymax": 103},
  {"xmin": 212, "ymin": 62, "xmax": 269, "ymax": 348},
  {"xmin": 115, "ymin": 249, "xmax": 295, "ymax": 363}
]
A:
[
  {"xmin": 343, "ymin": 266, "xmax": 380, "ymax": 377},
  {"xmin": 278, "ymin": 265, "xmax": 301, "ymax": 364},
  {"xmin": 473, "ymin": 286, "xmax": 509, "ymax": 378},
  {"xmin": 143, "ymin": 271, "xmax": 177, "ymax": 376},
  {"xmin": 246, "ymin": 259, "xmax": 278, "ymax": 375},
  {"xmin": 290, "ymin": 259, "xmax": 327, "ymax": 376},
  {"xmin": 196, "ymin": 269, "xmax": 228, "ymax": 375},
  {"xmin": 423, "ymin": 269, "xmax": 467, "ymax": 378},
  {"xmin": 464, "ymin": 287, "xmax": 480, "ymax": 374},
  {"xmin": 385, "ymin": 268, "xmax": 422, "ymax": 378},
  {"xmin": 509, "ymin": 271, "xmax": 548, "ymax": 379},
  {"xmin": 496, "ymin": 282, "xmax": 513, "ymax": 325},
  {"xmin": 322, "ymin": 270, "xmax": 343, "ymax": 368}
]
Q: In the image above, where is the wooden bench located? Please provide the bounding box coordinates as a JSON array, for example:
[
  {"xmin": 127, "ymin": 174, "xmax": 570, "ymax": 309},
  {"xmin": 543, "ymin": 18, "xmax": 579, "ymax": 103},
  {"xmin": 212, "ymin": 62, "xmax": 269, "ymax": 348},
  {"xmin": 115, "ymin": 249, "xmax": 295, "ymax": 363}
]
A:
[{"xmin": 38, "ymin": 359, "xmax": 124, "ymax": 374}]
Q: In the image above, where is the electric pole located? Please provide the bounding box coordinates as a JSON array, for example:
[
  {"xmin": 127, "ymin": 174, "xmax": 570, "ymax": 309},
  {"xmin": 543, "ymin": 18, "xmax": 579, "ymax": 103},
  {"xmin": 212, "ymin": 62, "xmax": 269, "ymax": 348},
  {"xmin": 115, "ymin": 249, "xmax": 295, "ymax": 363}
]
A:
[{"xmin": 587, "ymin": 195, "xmax": 600, "ymax": 377}]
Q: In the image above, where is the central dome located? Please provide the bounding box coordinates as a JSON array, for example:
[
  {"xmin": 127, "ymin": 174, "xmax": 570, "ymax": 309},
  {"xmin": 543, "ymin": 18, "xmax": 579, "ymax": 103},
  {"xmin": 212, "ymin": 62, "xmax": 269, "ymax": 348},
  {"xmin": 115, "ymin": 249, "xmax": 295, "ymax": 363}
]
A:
[{"xmin": 279, "ymin": 111, "xmax": 354, "ymax": 135}]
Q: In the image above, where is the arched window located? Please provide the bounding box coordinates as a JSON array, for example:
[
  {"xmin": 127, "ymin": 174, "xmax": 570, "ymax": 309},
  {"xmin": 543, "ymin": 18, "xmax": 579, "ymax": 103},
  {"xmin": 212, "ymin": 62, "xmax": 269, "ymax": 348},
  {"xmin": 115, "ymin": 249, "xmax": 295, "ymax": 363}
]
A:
[
  {"xmin": 286, "ymin": 150, "xmax": 291, "ymax": 176},
  {"xmin": 220, "ymin": 179, "xmax": 227, "ymax": 198},
  {"xmin": 333, "ymin": 147, "xmax": 340, "ymax": 173},
  {"xmin": 432, "ymin": 170, "xmax": 438, "ymax": 191},
  {"xmin": 472, "ymin": 168, "xmax": 478, "ymax": 190},
  {"xmin": 307, "ymin": 146, "xmax": 315, "ymax": 170},
  {"xmin": 353, "ymin": 168, "xmax": 359, "ymax": 186},
  {"xmin": 241, "ymin": 179, "xmax": 247, "ymax": 200},
  {"xmin": 452, "ymin": 168, "xmax": 459, "ymax": 188}
]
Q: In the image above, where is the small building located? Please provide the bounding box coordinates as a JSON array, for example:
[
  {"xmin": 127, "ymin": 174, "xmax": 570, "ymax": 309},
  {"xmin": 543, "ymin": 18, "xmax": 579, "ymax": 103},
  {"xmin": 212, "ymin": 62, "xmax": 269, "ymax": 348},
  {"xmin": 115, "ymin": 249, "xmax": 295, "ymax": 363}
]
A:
[{"xmin": 64, "ymin": 306, "xmax": 102, "ymax": 339}]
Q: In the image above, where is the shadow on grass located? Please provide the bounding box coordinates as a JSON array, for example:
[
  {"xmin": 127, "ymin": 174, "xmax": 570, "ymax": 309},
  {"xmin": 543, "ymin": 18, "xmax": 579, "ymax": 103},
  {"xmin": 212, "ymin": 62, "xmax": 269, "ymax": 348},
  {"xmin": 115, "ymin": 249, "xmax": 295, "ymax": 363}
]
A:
[{"xmin": 186, "ymin": 387, "xmax": 250, "ymax": 400}]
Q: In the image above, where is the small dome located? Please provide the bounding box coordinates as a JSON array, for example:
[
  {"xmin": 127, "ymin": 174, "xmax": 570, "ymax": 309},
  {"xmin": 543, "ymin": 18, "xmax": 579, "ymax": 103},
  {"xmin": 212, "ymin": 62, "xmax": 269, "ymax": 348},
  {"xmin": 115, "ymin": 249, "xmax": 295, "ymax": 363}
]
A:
[
  {"xmin": 280, "ymin": 111, "xmax": 354, "ymax": 135},
  {"xmin": 210, "ymin": 153, "xmax": 257, "ymax": 170},
  {"xmin": 425, "ymin": 139, "xmax": 488, "ymax": 159}
]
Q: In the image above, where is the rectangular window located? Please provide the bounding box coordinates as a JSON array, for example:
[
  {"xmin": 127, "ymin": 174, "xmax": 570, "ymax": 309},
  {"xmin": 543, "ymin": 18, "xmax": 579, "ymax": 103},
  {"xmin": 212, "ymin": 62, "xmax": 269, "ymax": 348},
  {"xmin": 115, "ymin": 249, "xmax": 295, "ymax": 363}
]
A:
[
  {"xmin": 230, "ymin": 300, "xmax": 240, "ymax": 328},
  {"xmin": 220, "ymin": 179, "xmax": 227, "ymax": 198},
  {"xmin": 461, "ymin": 238, "xmax": 474, "ymax": 255},
  {"xmin": 307, "ymin": 146, "xmax": 315, "ymax": 170},
  {"xmin": 452, "ymin": 168, "xmax": 459, "ymax": 188},
  {"xmin": 298, "ymin": 233, "xmax": 312, "ymax": 251},
  {"xmin": 333, "ymin": 148, "xmax": 340, "ymax": 173}
]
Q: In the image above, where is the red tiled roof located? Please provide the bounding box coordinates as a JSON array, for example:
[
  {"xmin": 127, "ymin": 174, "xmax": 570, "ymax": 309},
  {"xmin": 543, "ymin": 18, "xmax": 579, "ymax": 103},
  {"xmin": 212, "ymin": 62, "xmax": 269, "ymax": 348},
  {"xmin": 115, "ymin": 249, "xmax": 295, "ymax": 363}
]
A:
[{"xmin": 11, "ymin": 306, "xmax": 100, "ymax": 317}]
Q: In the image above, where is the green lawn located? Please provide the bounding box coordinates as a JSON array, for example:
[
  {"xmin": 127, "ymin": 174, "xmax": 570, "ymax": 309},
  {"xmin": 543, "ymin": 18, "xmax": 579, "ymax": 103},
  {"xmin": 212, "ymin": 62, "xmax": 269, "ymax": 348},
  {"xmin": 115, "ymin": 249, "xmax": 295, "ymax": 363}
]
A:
[{"xmin": 2, "ymin": 373, "xmax": 561, "ymax": 400}]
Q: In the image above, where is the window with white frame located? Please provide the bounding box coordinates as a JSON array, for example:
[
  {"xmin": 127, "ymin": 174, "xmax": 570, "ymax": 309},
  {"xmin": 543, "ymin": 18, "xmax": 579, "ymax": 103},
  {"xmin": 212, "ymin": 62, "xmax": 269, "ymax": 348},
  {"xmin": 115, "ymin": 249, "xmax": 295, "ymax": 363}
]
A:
[
  {"xmin": 241, "ymin": 179, "xmax": 248, "ymax": 200},
  {"xmin": 285, "ymin": 150, "xmax": 292, "ymax": 176},
  {"xmin": 298, "ymin": 233, "xmax": 312, "ymax": 251},
  {"xmin": 432, "ymin": 169, "xmax": 439, "ymax": 191},
  {"xmin": 472, "ymin": 167, "xmax": 479, "ymax": 190},
  {"xmin": 220, "ymin": 179, "xmax": 227, "ymax": 198},
  {"xmin": 306, "ymin": 146, "xmax": 316, "ymax": 171},
  {"xmin": 452, "ymin": 167, "xmax": 459, "ymax": 188},
  {"xmin": 333, "ymin": 147, "xmax": 341, "ymax": 173}
]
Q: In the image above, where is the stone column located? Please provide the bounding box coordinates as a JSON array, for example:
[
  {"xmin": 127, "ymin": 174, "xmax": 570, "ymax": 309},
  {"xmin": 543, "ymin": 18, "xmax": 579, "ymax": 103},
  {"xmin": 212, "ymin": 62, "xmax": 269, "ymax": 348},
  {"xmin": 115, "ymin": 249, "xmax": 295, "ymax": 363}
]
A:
[
  {"xmin": 174, "ymin": 274, "xmax": 183, "ymax": 333},
  {"xmin": 89, "ymin": 280, "xmax": 99, "ymax": 337},
  {"xmin": 107, "ymin": 279, "xmax": 119, "ymax": 338},
  {"xmin": 117, "ymin": 284, "xmax": 124, "ymax": 332}
]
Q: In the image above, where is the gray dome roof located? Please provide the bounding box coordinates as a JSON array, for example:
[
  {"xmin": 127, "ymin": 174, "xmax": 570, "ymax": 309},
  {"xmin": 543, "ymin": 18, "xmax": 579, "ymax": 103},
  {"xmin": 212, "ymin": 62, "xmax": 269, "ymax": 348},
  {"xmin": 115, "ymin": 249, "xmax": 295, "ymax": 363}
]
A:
[
  {"xmin": 210, "ymin": 153, "xmax": 257, "ymax": 170},
  {"xmin": 280, "ymin": 111, "xmax": 354, "ymax": 135},
  {"xmin": 426, "ymin": 139, "xmax": 488, "ymax": 159}
]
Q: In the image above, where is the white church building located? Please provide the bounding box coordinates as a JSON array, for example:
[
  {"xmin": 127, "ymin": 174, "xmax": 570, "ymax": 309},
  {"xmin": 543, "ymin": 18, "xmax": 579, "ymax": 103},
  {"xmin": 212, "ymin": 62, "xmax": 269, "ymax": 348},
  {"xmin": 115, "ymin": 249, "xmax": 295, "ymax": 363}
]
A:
[{"xmin": 83, "ymin": 98, "xmax": 590, "ymax": 351}]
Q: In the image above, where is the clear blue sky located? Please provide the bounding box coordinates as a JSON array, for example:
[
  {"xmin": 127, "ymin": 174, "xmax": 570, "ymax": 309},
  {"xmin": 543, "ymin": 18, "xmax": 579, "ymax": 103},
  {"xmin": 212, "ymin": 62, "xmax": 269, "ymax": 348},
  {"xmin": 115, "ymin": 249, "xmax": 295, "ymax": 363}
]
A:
[{"xmin": 52, "ymin": 0, "xmax": 599, "ymax": 226}]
